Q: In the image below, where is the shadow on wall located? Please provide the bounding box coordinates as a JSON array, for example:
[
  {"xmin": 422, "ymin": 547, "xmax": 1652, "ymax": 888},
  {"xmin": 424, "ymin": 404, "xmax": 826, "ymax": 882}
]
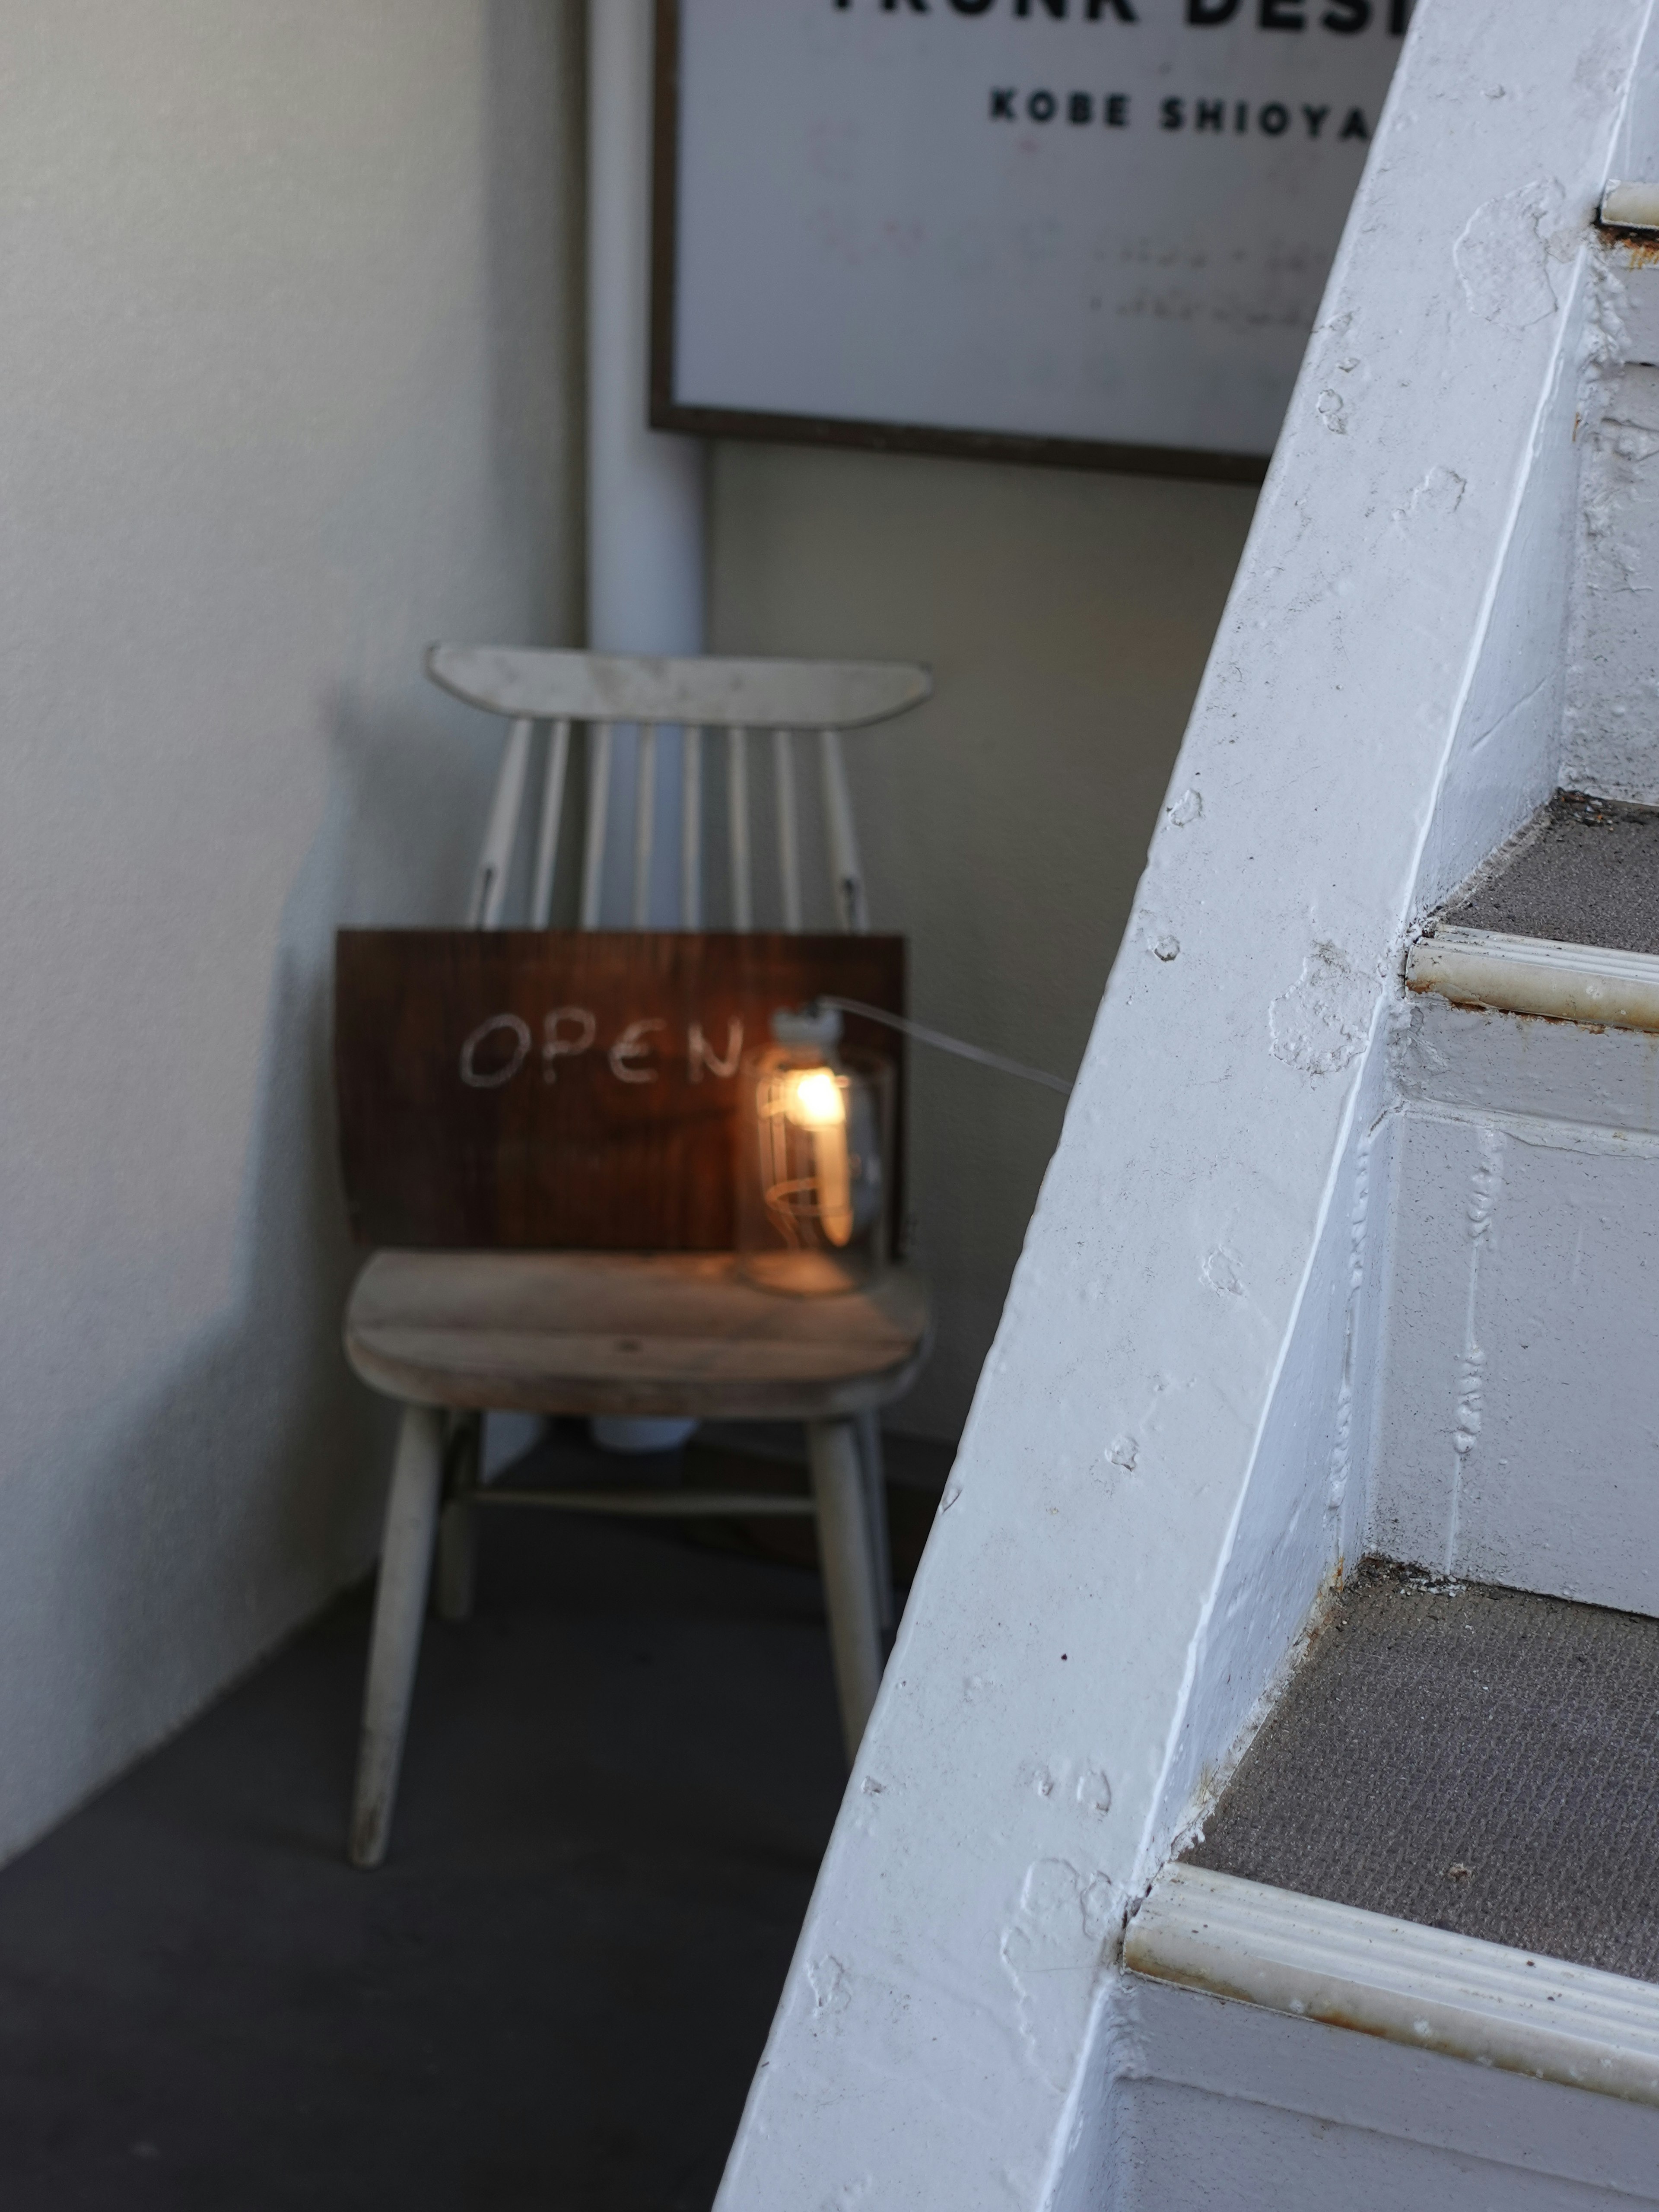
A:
[
  {"xmin": 0, "ymin": 0, "xmax": 585, "ymax": 1867},
  {"xmin": 67, "ymin": 689, "xmax": 484, "ymax": 1840}
]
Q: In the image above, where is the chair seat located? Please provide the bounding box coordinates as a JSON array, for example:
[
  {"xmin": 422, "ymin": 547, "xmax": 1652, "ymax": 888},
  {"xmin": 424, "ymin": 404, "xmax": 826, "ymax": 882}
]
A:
[{"xmin": 344, "ymin": 1250, "xmax": 932, "ymax": 1421}]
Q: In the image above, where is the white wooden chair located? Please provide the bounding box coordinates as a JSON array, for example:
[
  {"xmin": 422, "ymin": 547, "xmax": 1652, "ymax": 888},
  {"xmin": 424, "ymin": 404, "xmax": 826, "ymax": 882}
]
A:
[{"xmin": 343, "ymin": 646, "xmax": 934, "ymax": 1866}]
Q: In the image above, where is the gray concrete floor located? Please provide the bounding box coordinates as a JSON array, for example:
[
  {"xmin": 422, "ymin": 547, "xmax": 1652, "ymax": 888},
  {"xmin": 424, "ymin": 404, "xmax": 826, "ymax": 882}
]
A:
[{"xmin": 0, "ymin": 1432, "xmax": 883, "ymax": 2210}]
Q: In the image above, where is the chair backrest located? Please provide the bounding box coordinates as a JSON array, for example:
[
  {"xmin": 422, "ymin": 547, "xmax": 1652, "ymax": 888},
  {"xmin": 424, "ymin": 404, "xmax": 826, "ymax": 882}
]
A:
[{"xmin": 425, "ymin": 646, "xmax": 932, "ymax": 937}]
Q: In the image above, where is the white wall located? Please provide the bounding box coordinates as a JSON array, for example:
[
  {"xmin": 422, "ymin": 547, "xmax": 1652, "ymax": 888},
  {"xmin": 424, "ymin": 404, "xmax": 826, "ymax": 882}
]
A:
[
  {"xmin": 710, "ymin": 444, "xmax": 1257, "ymax": 1438},
  {"xmin": 0, "ymin": 0, "xmax": 582, "ymax": 1864}
]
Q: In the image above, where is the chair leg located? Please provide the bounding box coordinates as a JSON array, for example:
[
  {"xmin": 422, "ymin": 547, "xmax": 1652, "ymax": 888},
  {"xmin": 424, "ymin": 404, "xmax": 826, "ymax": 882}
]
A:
[
  {"xmin": 854, "ymin": 1408, "xmax": 895, "ymax": 1636},
  {"xmin": 434, "ymin": 1411, "xmax": 480, "ymax": 1624},
  {"xmin": 806, "ymin": 1417, "xmax": 884, "ymax": 1765},
  {"xmin": 349, "ymin": 1403, "xmax": 446, "ymax": 1869}
]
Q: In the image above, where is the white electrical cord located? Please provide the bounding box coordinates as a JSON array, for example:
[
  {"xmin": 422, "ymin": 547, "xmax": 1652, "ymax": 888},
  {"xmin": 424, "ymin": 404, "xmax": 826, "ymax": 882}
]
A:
[{"xmin": 810, "ymin": 995, "xmax": 1073, "ymax": 1096}]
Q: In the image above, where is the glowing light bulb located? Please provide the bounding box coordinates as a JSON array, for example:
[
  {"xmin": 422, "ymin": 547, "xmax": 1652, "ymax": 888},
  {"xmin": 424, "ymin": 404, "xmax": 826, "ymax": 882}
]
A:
[
  {"xmin": 786, "ymin": 1067, "xmax": 846, "ymax": 1129},
  {"xmin": 784, "ymin": 1065, "xmax": 852, "ymax": 1244}
]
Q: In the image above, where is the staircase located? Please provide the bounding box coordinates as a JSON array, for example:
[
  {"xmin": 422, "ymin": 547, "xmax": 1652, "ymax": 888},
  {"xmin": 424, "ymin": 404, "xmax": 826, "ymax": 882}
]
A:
[
  {"xmin": 1125, "ymin": 1568, "xmax": 1659, "ymax": 2204},
  {"xmin": 1119, "ymin": 400, "xmax": 1659, "ymax": 2195},
  {"xmin": 715, "ymin": 10, "xmax": 1659, "ymax": 2206}
]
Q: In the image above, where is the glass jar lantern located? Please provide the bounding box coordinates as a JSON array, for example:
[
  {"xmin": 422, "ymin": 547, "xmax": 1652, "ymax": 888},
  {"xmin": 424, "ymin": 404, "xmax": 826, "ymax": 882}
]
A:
[{"xmin": 737, "ymin": 1007, "xmax": 893, "ymax": 1295}]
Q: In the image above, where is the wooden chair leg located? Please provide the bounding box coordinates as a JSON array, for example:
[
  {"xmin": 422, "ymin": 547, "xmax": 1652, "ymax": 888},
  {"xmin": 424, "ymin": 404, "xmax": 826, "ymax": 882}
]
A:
[
  {"xmin": 854, "ymin": 1408, "xmax": 895, "ymax": 1635},
  {"xmin": 434, "ymin": 1411, "xmax": 480, "ymax": 1624},
  {"xmin": 806, "ymin": 1417, "xmax": 884, "ymax": 1764},
  {"xmin": 349, "ymin": 1403, "xmax": 446, "ymax": 1869}
]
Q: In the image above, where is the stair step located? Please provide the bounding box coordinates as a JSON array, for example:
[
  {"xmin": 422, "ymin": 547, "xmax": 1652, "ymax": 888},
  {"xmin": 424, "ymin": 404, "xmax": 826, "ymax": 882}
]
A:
[
  {"xmin": 1408, "ymin": 790, "xmax": 1659, "ymax": 1031},
  {"xmin": 1126, "ymin": 1560, "xmax": 1659, "ymax": 2098},
  {"xmin": 1407, "ymin": 928, "xmax": 1659, "ymax": 1031},
  {"xmin": 1450, "ymin": 790, "xmax": 1659, "ymax": 955},
  {"xmin": 1125, "ymin": 1863, "xmax": 1659, "ymax": 2105},
  {"xmin": 1178, "ymin": 1559, "xmax": 1659, "ymax": 1981}
]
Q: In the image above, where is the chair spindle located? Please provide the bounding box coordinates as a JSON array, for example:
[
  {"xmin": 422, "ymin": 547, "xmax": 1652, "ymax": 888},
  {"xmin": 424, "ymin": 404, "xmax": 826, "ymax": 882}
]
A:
[
  {"xmin": 728, "ymin": 726, "xmax": 753, "ymax": 929},
  {"xmin": 633, "ymin": 724, "xmax": 658, "ymax": 928},
  {"xmin": 819, "ymin": 727, "xmax": 868, "ymax": 933},
  {"xmin": 681, "ymin": 726, "xmax": 703, "ymax": 928},
  {"xmin": 470, "ymin": 716, "xmax": 534, "ymax": 928},
  {"xmin": 580, "ymin": 721, "xmax": 613, "ymax": 931},
  {"xmin": 531, "ymin": 718, "xmax": 571, "ymax": 928},
  {"xmin": 774, "ymin": 728, "xmax": 803, "ymax": 931}
]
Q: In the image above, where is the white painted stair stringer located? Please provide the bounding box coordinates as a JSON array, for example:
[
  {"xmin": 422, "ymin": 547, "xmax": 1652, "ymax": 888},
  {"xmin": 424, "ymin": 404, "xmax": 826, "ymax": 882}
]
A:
[
  {"xmin": 715, "ymin": 6, "xmax": 1659, "ymax": 2209},
  {"xmin": 1122, "ymin": 0, "xmax": 1659, "ymax": 2126}
]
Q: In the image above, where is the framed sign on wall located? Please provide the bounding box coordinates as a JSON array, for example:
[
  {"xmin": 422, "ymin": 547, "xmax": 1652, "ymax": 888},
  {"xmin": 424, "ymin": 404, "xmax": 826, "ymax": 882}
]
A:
[{"xmin": 651, "ymin": 0, "xmax": 1409, "ymax": 482}]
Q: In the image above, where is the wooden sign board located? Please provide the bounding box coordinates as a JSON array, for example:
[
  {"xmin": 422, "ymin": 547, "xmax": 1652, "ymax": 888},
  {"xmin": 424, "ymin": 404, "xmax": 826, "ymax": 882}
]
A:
[
  {"xmin": 652, "ymin": 0, "xmax": 1408, "ymax": 479},
  {"xmin": 334, "ymin": 931, "xmax": 906, "ymax": 1251}
]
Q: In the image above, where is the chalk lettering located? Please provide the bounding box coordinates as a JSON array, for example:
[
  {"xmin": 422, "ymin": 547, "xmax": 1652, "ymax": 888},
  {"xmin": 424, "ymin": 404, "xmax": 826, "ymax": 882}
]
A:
[
  {"xmin": 460, "ymin": 1013, "xmax": 531, "ymax": 1090},
  {"xmin": 689, "ymin": 1019, "xmax": 745, "ymax": 1082},
  {"xmin": 542, "ymin": 1005, "xmax": 596, "ymax": 1084},
  {"xmin": 609, "ymin": 1018, "xmax": 665, "ymax": 1085}
]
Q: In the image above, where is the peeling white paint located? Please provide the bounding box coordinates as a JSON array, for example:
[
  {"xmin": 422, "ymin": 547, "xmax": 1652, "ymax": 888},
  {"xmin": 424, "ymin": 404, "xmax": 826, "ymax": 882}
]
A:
[
  {"xmin": 1564, "ymin": 337, "xmax": 1659, "ymax": 801},
  {"xmin": 1001, "ymin": 1861, "xmax": 1121, "ymax": 2094},
  {"xmin": 1268, "ymin": 941, "xmax": 1375, "ymax": 1079},
  {"xmin": 807, "ymin": 1955, "xmax": 852, "ymax": 2020},
  {"xmin": 1453, "ymin": 178, "xmax": 1570, "ymax": 331},
  {"xmin": 1373, "ymin": 1081, "xmax": 1659, "ymax": 1616},
  {"xmin": 1394, "ymin": 464, "xmax": 1467, "ymax": 526},
  {"xmin": 1446, "ymin": 1122, "xmax": 1505, "ymax": 1568}
]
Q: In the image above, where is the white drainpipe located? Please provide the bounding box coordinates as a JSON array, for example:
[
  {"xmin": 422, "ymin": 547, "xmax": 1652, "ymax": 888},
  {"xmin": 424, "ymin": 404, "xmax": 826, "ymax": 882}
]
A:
[
  {"xmin": 587, "ymin": 0, "xmax": 706, "ymax": 1456},
  {"xmin": 587, "ymin": 0, "xmax": 705, "ymax": 666}
]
